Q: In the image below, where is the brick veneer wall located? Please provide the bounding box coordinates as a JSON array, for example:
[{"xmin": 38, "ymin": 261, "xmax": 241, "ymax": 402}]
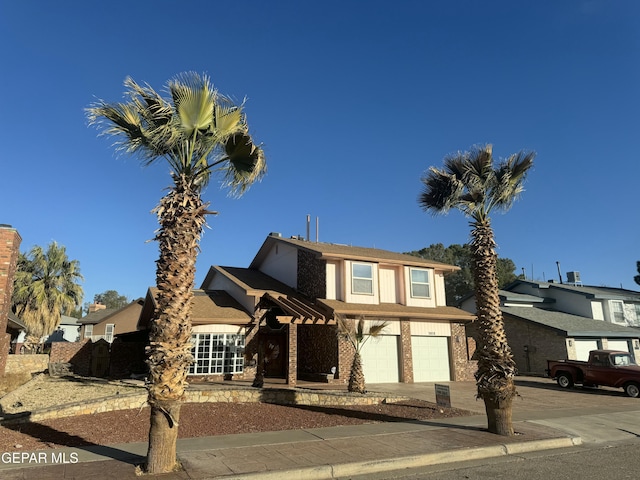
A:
[
  {"xmin": 0, "ymin": 226, "xmax": 21, "ymax": 375},
  {"xmin": 450, "ymin": 322, "xmax": 477, "ymax": 381},
  {"xmin": 298, "ymin": 324, "xmax": 338, "ymax": 375},
  {"xmin": 50, "ymin": 340, "xmax": 92, "ymax": 376},
  {"xmin": 502, "ymin": 313, "xmax": 568, "ymax": 375},
  {"xmin": 399, "ymin": 320, "xmax": 414, "ymax": 383},
  {"xmin": 297, "ymin": 249, "xmax": 326, "ymax": 300},
  {"xmin": 336, "ymin": 324, "xmax": 355, "ymax": 385},
  {"xmin": 287, "ymin": 323, "xmax": 297, "ymax": 386}
]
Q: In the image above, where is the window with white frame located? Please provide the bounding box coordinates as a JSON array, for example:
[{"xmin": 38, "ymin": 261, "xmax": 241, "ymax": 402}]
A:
[
  {"xmin": 189, "ymin": 333, "xmax": 245, "ymax": 375},
  {"xmin": 105, "ymin": 324, "xmax": 115, "ymax": 342},
  {"xmin": 352, "ymin": 263, "xmax": 373, "ymax": 295},
  {"xmin": 84, "ymin": 324, "xmax": 93, "ymax": 338},
  {"xmin": 410, "ymin": 268, "xmax": 431, "ymax": 298},
  {"xmin": 611, "ymin": 300, "xmax": 625, "ymax": 324}
]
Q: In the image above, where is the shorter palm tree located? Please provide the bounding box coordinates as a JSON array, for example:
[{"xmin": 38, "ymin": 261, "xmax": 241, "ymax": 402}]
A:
[
  {"xmin": 337, "ymin": 316, "xmax": 388, "ymax": 393},
  {"xmin": 12, "ymin": 242, "xmax": 83, "ymax": 352}
]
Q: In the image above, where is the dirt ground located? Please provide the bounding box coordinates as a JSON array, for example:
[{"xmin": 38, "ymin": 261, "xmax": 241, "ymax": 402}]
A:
[{"xmin": 0, "ymin": 394, "xmax": 472, "ymax": 452}]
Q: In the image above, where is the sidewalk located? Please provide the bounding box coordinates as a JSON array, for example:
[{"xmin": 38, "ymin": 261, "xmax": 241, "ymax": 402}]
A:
[{"xmin": 1, "ymin": 414, "xmax": 579, "ymax": 479}]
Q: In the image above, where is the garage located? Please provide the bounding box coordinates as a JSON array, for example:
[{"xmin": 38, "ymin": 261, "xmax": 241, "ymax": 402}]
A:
[
  {"xmin": 607, "ymin": 339, "xmax": 631, "ymax": 353},
  {"xmin": 411, "ymin": 336, "xmax": 451, "ymax": 382},
  {"xmin": 360, "ymin": 335, "xmax": 400, "ymax": 383},
  {"xmin": 575, "ymin": 339, "xmax": 599, "ymax": 361}
]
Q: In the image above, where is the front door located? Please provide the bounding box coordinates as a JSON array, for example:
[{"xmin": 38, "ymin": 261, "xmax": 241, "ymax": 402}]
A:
[{"xmin": 263, "ymin": 333, "xmax": 286, "ymax": 378}]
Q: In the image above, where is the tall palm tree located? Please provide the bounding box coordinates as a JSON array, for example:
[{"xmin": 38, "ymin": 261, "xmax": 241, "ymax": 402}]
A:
[
  {"xmin": 418, "ymin": 144, "xmax": 534, "ymax": 436},
  {"xmin": 12, "ymin": 242, "xmax": 83, "ymax": 352},
  {"xmin": 86, "ymin": 73, "xmax": 265, "ymax": 474},
  {"xmin": 337, "ymin": 316, "xmax": 388, "ymax": 394}
]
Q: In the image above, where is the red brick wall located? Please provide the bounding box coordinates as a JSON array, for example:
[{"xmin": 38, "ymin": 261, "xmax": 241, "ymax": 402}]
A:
[
  {"xmin": 0, "ymin": 226, "xmax": 21, "ymax": 375},
  {"xmin": 50, "ymin": 340, "xmax": 92, "ymax": 376}
]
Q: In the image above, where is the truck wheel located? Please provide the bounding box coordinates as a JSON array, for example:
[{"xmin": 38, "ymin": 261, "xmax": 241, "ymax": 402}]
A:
[
  {"xmin": 557, "ymin": 372, "xmax": 574, "ymax": 388},
  {"xmin": 624, "ymin": 382, "xmax": 640, "ymax": 398}
]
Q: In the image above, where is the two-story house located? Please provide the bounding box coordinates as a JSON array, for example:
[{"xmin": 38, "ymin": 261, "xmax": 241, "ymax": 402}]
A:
[
  {"xmin": 189, "ymin": 233, "xmax": 476, "ymax": 386},
  {"xmin": 79, "ymin": 299, "xmax": 144, "ymax": 343},
  {"xmin": 460, "ymin": 279, "xmax": 640, "ymax": 375}
]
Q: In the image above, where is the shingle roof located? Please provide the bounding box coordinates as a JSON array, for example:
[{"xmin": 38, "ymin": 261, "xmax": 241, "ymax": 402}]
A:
[
  {"xmin": 508, "ymin": 280, "xmax": 640, "ymax": 302},
  {"xmin": 213, "ymin": 266, "xmax": 298, "ymax": 296},
  {"xmin": 318, "ymin": 299, "xmax": 475, "ymax": 321},
  {"xmin": 7, "ymin": 312, "xmax": 26, "ymax": 330},
  {"xmin": 251, "ymin": 235, "xmax": 460, "ymax": 272},
  {"xmin": 79, "ymin": 308, "xmax": 118, "ymax": 325},
  {"xmin": 502, "ymin": 306, "xmax": 640, "ymax": 338},
  {"xmin": 139, "ymin": 288, "xmax": 252, "ymax": 328}
]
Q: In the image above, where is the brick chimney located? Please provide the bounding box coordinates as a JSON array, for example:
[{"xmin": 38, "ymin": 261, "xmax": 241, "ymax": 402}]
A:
[
  {"xmin": 88, "ymin": 303, "xmax": 107, "ymax": 313},
  {"xmin": 0, "ymin": 224, "xmax": 22, "ymax": 375}
]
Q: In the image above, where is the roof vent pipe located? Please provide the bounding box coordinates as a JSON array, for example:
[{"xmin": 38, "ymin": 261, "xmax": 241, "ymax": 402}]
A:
[
  {"xmin": 316, "ymin": 216, "xmax": 319, "ymax": 243},
  {"xmin": 556, "ymin": 261, "xmax": 563, "ymax": 284}
]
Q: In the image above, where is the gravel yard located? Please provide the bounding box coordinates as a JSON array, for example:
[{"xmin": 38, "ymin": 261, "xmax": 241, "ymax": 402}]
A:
[{"xmin": 0, "ymin": 376, "xmax": 473, "ymax": 453}]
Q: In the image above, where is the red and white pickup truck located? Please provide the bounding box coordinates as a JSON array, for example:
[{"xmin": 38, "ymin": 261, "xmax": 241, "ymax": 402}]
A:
[{"xmin": 546, "ymin": 350, "xmax": 640, "ymax": 398}]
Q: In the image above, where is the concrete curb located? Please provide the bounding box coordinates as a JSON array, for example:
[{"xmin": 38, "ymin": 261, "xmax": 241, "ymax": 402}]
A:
[{"xmin": 218, "ymin": 436, "xmax": 582, "ymax": 480}]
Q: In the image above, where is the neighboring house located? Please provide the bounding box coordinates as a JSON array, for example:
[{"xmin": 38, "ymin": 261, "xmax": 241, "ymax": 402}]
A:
[
  {"xmin": 460, "ymin": 280, "xmax": 640, "ymax": 375},
  {"xmin": 45, "ymin": 315, "xmax": 82, "ymax": 343},
  {"xmin": 504, "ymin": 280, "xmax": 640, "ymax": 328},
  {"xmin": 79, "ymin": 300, "xmax": 144, "ymax": 343},
  {"xmin": 188, "ymin": 233, "xmax": 476, "ymax": 386},
  {"xmin": 12, "ymin": 314, "xmax": 81, "ymax": 348},
  {"xmin": 7, "ymin": 312, "xmax": 26, "ymax": 353}
]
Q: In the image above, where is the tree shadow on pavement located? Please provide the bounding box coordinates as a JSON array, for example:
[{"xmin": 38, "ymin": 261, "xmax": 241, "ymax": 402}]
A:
[
  {"xmin": 282, "ymin": 403, "xmax": 486, "ymax": 432},
  {"xmin": 2, "ymin": 421, "xmax": 145, "ymax": 465}
]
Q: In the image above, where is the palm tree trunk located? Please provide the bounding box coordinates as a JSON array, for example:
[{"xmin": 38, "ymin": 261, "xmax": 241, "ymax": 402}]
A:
[
  {"xmin": 470, "ymin": 219, "xmax": 517, "ymax": 436},
  {"xmin": 145, "ymin": 174, "xmax": 207, "ymax": 473},
  {"xmin": 348, "ymin": 351, "xmax": 366, "ymax": 394}
]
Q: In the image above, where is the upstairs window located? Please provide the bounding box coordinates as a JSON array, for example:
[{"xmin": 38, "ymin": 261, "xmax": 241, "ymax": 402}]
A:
[
  {"xmin": 611, "ymin": 300, "xmax": 625, "ymax": 324},
  {"xmin": 410, "ymin": 268, "xmax": 431, "ymax": 298},
  {"xmin": 352, "ymin": 263, "xmax": 373, "ymax": 295},
  {"xmin": 84, "ymin": 324, "xmax": 93, "ymax": 339}
]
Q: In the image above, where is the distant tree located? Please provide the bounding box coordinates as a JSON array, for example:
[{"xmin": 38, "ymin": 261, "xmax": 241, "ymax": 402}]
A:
[
  {"xmin": 635, "ymin": 261, "xmax": 640, "ymax": 287},
  {"xmin": 419, "ymin": 144, "xmax": 534, "ymax": 436},
  {"xmin": 12, "ymin": 242, "xmax": 83, "ymax": 352},
  {"xmin": 94, "ymin": 290, "xmax": 130, "ymax": 310},
  {"xmin": 337, "ymin": 316, "xmax": 388, "ymax": 394},
  {"xmin": 405, "ymin": 244, "xmax": 518, "ymax": 305}
]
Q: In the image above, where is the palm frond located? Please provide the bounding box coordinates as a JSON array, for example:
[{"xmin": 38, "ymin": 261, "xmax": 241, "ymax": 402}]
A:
[
  {"xmin": 419, "ymin": 167, "xmax": 463, "ymax": 213},
  {"xmin": 220, "ymin": 132, "xmax": 266, "ymax": 197}
]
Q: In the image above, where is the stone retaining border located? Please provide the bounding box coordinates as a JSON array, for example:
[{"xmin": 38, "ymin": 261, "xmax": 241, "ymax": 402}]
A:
[{"xmin": 0, "ymin": 384, "xmax": 409, "ymax": 426}]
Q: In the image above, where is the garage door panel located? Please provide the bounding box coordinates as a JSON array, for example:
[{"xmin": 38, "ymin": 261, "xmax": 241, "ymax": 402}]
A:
[
  {"xmin": 607, "ymin": 340, "xmax": 631, "ymax": 353},
  {"xmin": 575, "ymin": 340, "xmax": 599, "ymax": 361},
  {"xmin": 411, "ymin": 336, "xmax": 450, "ymax": 382},
  {"xmin": 360, "ymin": 335, "xmax": 400, "ymax": 383}
]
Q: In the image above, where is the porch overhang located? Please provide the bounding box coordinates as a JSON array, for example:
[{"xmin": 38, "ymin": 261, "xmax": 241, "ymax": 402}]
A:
[{"xmin": 257, "ymin": 293, "xmax": 336, "ymax": 325}]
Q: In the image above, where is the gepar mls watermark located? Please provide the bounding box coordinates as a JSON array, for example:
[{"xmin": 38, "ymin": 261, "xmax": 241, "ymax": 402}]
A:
[{"xmin": 2, "ymin": 451, "xmax": 79, "ymax": 465}]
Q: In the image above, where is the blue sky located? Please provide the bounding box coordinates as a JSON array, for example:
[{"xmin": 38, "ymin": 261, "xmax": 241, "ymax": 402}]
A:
[{"xmin": 1, "ymin": 0, "xmax": 638, "ymax": 307}]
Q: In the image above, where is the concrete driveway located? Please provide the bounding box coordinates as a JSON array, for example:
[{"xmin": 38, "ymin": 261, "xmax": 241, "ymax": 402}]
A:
[{"xmin": 368, "ymin": 375, "xmax": 640, "ymax": 421}]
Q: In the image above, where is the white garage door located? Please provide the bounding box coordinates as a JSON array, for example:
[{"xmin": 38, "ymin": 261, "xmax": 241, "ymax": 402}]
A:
[
  {"xmin": 411, "ymin": 336, "xmax": 450, "ymax": 382},
  {"xmin": 575, "ymin": 340, "xmax": 599, "ymax": 361},
  {"xmin": 607, "ymin": 340, "xmax": 631, "ymax": 353},
  {"xmin": 360, "ymin": 335, "xmax": 400, "ymax": 383}
]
